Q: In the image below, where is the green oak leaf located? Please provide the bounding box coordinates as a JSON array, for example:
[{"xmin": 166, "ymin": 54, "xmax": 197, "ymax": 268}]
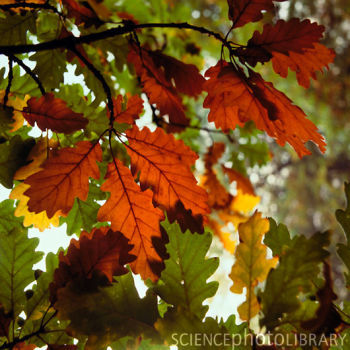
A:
[
  {"xmin": 260, "ymin": 231, "xmax": 330, "ymax": 330},
  {"xmin": 0, "ymin": 227, "xmax": 43, "ymax": 317},
  {"xmin": 30, "ymin": 50, "xmax": 67, "ymax": 90},
  {"xmin": 264, "ymin": 218, "xmax": 293, "ymax": 257},
  {"xmin": 0, "ymin": 199, "xmax": 23, "ymax": 233},
  {"xmin": 154, "ymin": 221, "xmax": 219, "ymax": 320},
  {"xmin": 54, "ymin": 272, "xmax": 160, "ymax": 349},
  {"xmin": 60, "ymin": 184, "xmax": 102, "ymax": 235},
  {"xmin": 0, "ymin": 135, "xmax": 35, "ymax": 188},
  {"xmin": 0, "ymin": 13, "xmax": 36, "ymax": 45}
]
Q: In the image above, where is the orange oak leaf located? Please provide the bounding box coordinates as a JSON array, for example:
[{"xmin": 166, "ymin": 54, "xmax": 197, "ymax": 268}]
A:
[
  {"xmin": 23, "ymin": 93, "xmax": 88, "ymax": 133},
  {"xmin": 271, "ymin": 43, "xmax": 335, "ymax": 88},
  {"xmin": 222, "ymin": 166, "xmax": 255, "ymax": 195},
  {"xmin": 24, "ymin": 141, "xmax": 102, "ymax": 218},
  {"xmin": 126, "ymin": 125, "xmax": 209, "ymax": 217},
  {"xmin": 113, "ymin": 94, "xmax": 143, "ymax": 124},
  {"xmin": 97, "ymin": 160, "xmax": 165, "ymax": 282},
  {"xmin": 203, "ymin": 61, "xmax": 326, "ymax": 157},
  {"xmin": 50, "ymin": 227, "xmax": 134, "ymax": 300},
  {"xmin": 202, "ymin": 143, "xmax": 232, "ymax": 210},
  {"xmin": 128, "ymin": 44, "xmax": 193, "ymax": 131},
  {"xmin": 10, "ymin": 139, "xmax": 62, "ymax": 231},
  {"xmin": 227, "ymin": 0, "xmax": 286, "ymax": 28}
]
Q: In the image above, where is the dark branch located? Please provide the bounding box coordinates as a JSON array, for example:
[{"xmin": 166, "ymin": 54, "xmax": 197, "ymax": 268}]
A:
[
  {"xmin": 68, "ymin": 46, "xmax": 114, "ymax": 122},
  {"xmin": 10, "ymin": 54, "xmax": 46, "ymax": 95},
  {"xmin": 3, "ymin": 57, "xmax": 13, "ymax": 107},
  {"xmin": 0, "ymin": 22, "xmax": 230, "ymax": 55}
]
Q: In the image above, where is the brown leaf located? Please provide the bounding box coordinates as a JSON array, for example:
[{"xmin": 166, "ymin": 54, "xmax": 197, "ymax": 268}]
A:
[
  {"xmin": 50, "ymin": 227, "xmax": 135, "ymax": 301},
  {"xmin": 23, "ymin": 93, "xmax": 88, "ymax": 134},
  {"xmin": 113, "ymin": 94, "xmax": 143, "ymax": 124}
]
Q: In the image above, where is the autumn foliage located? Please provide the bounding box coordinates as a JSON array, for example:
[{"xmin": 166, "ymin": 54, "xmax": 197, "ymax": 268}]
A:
[{"xmin": 0, "ymin": 0, "xmax": 348, "ymax": 349}]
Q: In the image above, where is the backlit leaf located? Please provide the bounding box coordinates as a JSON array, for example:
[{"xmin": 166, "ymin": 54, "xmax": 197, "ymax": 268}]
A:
[
  {"xmin": 126, "ymin": 126, "xmax": 209, "ymax": 220},
  {"xmin": 203, "ymin": 61, "xmax": 326, "ymax": 157},
  {"xmin": 24, "ymin": 141, "xmax": 102, "ymax": 218},
  {"xmin": 98, "ymin": 159, "xmax": 165, "ymax": 282},
  {"xmin": 227, "ymin": 0, "xmax": 287, "ymax": 28},
  {"xmin": 229, "ymin": 212, "xmax": 278, "ymax": 321},
  {"xmin": 50, "ymin": 227, "xmax": 135, "ymax": 301},
  {"xmin": 0, "ymin": 227, "xmax": 43, "ymax": 316},
  {"xmin": 23, "ymin": 93, "xmax": 88, "ymax": 134}
]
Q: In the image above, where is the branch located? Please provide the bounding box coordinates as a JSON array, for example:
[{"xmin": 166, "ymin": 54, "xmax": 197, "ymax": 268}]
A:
[
  {"xmin": 0, "ymin": 22, "xmax": 230, "ymax": 55},
  {"xmin": 68, "ymin": 46, "xmax": 114, "ymax": 122},
  {"xmin": 10, "ymin": 54, "xmax": 46, "ymax": 95},
  {"xmin": 3, "ymin": 56, "xmax": 13, "ymax": 107}
]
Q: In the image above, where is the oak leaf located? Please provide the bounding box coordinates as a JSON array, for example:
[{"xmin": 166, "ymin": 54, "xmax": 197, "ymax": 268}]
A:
[
  {"xmin": 113, "ymin": 94, "xmax": 143, "ymax": 124},
  {"xmin": 62, "ymin": 0, "xmax": 102, "ymax": 27},
  {"xmin": 97, "ymin": 159, "xmax": 165, "ymax": 282},
  {"xmin": 227, "ymin": 0, "xmax": 286, "ymax": 28},
  {"xmin": 202, "ymin": 143, "xmax": 232, "ymax": 210},
  {"xmin": 126, "ymin": 126, "xmax": 209, "ymax": 218},
  {"xmin": 10, "ymin": 139, "xmax": 62, "ymax": 231},
  {"xmin": 51, "ymin": 227, "xmax": 135, "ymax": 300},
  {"xmin": 203, "ymin": 61, "xmax": 326, "ymax": 157},
  {"xmin": 128, "ymin": 44, "xmax": 203, "ymax": 131},
  {"xmin": 271, "ymin": 43, "xmax": 335, "ymax": 88},
  {"xmin": 222, "ymin": 166, "xmax": 255, "ymax": 195},
  {"xmin": 229, "ymin": 212, "xmax": 278, "ymax": 321},
  {"xmin": 23, "ymin": 93, "xmax": 88, "ymax": 134},
  {"xmin": 24, "ymin": 141, "xmax": 102, "ymax": 218}
]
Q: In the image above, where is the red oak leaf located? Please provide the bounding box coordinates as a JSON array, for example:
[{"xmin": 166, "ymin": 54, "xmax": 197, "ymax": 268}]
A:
[
  {"xmin": 271, "ymin": 43, "xmax": 336, "ymax": 88},
  {"xmin": 50, "ymin": 227, "xmax": 134, "ymax": 301},
  {"xmin": 97, "ymin": 160, "xmax": 165, "ymax": 282},
  {"xmin": 227, "ymin": 0, "xmax": 287, "ymax": 28},
  {"xmin": 237, "ymin": 18, "xmax": 326, "ymax": 66},
  {"xmin": 23, "ymin": 93, "xmax": 88, "ymax": 133},
  {"xmin": 203, "ymin": 61, "xmax": 326, "ymax": 157},
  {"xmin": 128, "ymin": 44, "xmax": 203, "ymax": 131},
  {"xmin": 113, "ymin": 94, "xmax": 143, "ymax": 124},
  {"xmin": 24, "ymin": 141, "xmax": 102, "ymax": 218},
  {"xmin": 126, "ymin": 125, "xmax": 209, "ymax": 217},
  {"xmin": 149, "ymin": 50, "xmax": 205, "ymax": 97}
]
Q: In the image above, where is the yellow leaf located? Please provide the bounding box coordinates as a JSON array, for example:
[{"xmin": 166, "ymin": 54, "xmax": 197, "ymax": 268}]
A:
[
  {"xmin": 229, "ymin": 211, "xmax": 278, "ymax": 322},
  {"xmin": 0, "ymin": 90, "xmax": 29, "ymax": 131},
  {"xmin": 231, "ymin": 189, "xmax": 260, "ymax": 214},
  {"xmin": 10, "ymin": 139, "xmax": 62, "ymax": 231},
  {"xmin": 10, "ymin": 183, "xmax": 61, "ymax": 231}
]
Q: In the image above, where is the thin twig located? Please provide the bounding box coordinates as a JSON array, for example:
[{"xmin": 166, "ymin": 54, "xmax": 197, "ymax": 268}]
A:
[
  {"xmin": 3, "ymin": 56, "xmax": 13, "ymax": 107},
  {"xmin": 68, "ymin": 46, "xmax": 114, "ymax": 123},
  {"xmin": 10, "ymin": 54, "xmax": 46, "ymax": 95}
]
